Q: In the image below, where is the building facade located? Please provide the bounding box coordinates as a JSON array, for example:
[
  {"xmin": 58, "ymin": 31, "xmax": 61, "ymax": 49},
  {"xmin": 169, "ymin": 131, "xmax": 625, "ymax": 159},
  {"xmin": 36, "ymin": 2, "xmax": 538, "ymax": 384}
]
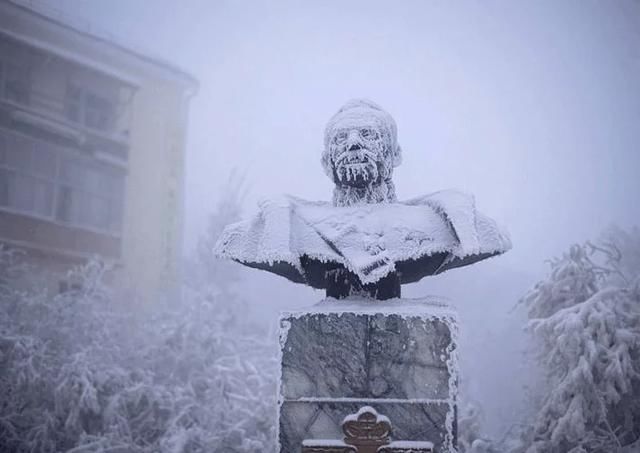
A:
[{"xmin": 0, "ymin": 0, "xmax": 197, "ymax": 302}]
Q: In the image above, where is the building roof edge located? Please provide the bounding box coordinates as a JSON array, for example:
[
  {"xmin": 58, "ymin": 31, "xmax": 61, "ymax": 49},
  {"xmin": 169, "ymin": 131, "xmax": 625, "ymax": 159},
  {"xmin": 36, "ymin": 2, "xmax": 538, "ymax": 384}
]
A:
[{"xmin": 7, "ymin": 0, "xmax": 199, "ymax": 90}]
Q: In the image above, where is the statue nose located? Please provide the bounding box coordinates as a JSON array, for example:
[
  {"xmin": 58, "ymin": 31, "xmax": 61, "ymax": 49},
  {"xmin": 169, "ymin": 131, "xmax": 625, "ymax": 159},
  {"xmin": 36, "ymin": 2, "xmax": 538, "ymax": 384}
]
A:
[{"xmin": 346, "ymin": 130, "xmax": 362, "ymax": 151}]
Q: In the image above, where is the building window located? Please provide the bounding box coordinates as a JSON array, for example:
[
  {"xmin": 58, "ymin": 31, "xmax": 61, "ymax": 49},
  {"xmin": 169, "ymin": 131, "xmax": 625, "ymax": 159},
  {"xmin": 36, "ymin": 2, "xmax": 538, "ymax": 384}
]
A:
[
  {"xmin": 65, "ymin": 83, "xmax": 115, "ymax": 133},
  {"xmin": 0, "ymin": 128, "xmax": 124, "ymax": 235},
  {"xmin": 0, "ymin": 39, "xmax": 33, "ymax": 106},
  {"xmin": 0, "ymin": 132, "xmax": 55, "ymax": 218},
  {"xmin": 64, "ymin": 83, "xmax": 83, "ymax": 123},
  {"xmin": 85, "ymin": 92, "xmax": 113, "ymax": 131},
  {"xmin": 57, "ymin": 156, "xmax": 123, "ymax": 232},
  {"xmin": 4, "ymin": 63, "xmax": 30, "ymax": 105}
]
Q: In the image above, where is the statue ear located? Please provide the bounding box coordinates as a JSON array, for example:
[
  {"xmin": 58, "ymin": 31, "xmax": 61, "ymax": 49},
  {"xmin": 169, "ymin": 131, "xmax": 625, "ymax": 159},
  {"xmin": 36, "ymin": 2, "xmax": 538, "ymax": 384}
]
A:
[{"xmin": 392, "ymin": 145, "xmax": 402, "ymax": 167}]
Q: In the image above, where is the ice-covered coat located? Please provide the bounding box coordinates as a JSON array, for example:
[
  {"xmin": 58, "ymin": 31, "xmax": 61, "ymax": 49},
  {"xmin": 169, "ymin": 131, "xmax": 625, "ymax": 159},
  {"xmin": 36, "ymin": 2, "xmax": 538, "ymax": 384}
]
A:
[{"xmin": 214, "ymin": 189, "xmax": 511, "ymax": 289}]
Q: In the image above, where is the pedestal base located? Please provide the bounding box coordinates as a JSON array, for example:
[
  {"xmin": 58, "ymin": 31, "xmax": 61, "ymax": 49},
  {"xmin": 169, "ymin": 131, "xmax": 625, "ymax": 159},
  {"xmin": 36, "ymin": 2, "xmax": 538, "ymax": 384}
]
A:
[{"xmin": 278, "ymin": 297, "xmax": 458, "ymax": 453}]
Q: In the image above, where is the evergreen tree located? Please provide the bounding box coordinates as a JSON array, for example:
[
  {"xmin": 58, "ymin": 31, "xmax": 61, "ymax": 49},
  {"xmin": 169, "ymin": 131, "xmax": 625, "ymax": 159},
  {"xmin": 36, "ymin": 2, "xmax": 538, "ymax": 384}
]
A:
[{"xmin": 522, "ymin": 227, "xmax": 640, "ymax": 453}]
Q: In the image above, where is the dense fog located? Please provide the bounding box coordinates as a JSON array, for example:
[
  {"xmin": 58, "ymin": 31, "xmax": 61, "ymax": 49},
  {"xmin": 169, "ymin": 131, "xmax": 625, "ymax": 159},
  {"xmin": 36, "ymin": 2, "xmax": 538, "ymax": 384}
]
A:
[{"xmin": 4, "ymin": 0, "xmax": 640, "ymax": 451}]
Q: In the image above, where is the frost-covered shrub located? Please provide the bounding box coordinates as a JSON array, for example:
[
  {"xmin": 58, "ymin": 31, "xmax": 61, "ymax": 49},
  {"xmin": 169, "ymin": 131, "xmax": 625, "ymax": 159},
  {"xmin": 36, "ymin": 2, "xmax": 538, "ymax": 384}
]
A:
[
  {"xmin": 521, "ymin": 226, "xmax": 640, "ymax": 453},
  {"xmin": 0, "ymin": 255, "xmax": 277, "ymax": 453},
  {"xmin": 0, "ymin": 256, "xmax": 277, "ymax": 453}
]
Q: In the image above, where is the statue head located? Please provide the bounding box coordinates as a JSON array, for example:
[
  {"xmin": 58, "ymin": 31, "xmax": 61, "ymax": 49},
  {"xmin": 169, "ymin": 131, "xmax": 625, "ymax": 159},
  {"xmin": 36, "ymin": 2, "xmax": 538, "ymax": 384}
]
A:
[{"xmin": 322, "ymin": 99, "xmax": 402, "ymax": 206}]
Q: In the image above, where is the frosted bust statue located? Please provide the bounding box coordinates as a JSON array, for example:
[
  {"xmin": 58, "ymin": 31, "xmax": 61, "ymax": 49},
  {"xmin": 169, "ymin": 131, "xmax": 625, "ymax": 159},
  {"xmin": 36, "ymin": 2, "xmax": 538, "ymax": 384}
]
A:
[{"xmin": 215, "ymin": 99, "xmax": 511, "ymax": 300}]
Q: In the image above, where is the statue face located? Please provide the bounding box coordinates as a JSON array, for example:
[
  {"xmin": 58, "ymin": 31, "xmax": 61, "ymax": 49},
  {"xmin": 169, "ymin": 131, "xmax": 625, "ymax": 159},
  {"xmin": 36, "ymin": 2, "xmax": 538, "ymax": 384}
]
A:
[
  {"xmin": 322, "ymin": 99, "xmax": 402, "ymax": 205},
  {"xmin": 329, "ymin": 122, "xmax": 387, "ymax": 188}
]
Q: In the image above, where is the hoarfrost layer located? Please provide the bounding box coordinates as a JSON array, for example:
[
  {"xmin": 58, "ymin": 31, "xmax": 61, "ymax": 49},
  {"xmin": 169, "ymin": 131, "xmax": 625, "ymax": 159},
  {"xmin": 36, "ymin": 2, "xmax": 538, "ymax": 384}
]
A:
[{"xmin": 215, "ymin": 190, "xmax": 511, "ymax": 286}]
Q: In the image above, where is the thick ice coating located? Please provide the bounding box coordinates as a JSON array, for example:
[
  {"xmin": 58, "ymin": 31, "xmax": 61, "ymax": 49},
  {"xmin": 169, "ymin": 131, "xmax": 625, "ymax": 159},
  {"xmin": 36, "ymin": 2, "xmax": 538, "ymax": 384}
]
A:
[
  {"xmin": 322, "ymin": 99, "xmax": 402, "ymax": 206},
  {"xmin": 215, "ymin": 99, "xmax": 511, "ymax": 298},
  {"xmin": 214, "ymin": 191, "xmax": 511, "ymax": 291}
]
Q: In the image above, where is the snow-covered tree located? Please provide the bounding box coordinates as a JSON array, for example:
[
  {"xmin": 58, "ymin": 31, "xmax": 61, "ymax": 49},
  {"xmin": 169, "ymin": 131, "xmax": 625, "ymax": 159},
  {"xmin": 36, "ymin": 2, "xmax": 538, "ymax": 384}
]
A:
[
  {"xmin": 188, "ymin": 169, "xmax": 248, "ymax": 296},
  {"xmin": 458, "ymin": 403, "xmax": 503, "ymax": 453},
  {"xmin": 183, "ymin": 170, "xmax": 257, "ymax": 334},
  {"xmin": 458, "ymin": 400, "xmax": 534, "ymax": 453},
  {"xmin": 521, "ymin": 226, "xmax": 640, "ymax": 453}
]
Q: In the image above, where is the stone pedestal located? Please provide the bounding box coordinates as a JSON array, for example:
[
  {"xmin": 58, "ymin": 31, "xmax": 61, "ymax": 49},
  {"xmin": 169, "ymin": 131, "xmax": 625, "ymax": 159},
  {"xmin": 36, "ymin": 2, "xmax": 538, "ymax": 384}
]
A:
[{"xmin": 278, "ymin": 297, "xmax": 458, "ymax": 453}]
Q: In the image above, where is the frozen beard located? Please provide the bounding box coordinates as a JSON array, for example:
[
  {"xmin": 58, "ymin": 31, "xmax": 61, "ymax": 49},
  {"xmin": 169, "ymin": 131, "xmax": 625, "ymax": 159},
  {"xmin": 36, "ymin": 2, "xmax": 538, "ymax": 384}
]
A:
[{"xmin": 322, "ymin": 99, "xmax": 402, "ymax": 207}]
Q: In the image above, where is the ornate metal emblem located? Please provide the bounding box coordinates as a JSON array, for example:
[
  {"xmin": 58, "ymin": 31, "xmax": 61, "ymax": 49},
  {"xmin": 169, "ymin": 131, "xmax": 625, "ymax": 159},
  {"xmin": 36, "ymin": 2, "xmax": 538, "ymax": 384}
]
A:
[{"xmin": 301, "ymin": 406, "xmax": 434, "ymax": 453}]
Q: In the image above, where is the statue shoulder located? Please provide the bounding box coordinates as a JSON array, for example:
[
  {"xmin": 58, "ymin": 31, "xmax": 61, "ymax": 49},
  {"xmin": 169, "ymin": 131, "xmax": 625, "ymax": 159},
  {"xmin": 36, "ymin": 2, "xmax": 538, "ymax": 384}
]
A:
[
  {"xmin": 214, "ymin": 194, "xmax": 333, "ymax": 264},
  {"xmin": 257, "ymin": 194, "xmax": 330, "ymax": 212},
  {"xmin": 404, "ymin": 189, "xmax": 475, "ymax": 211},
  {"xmin": 403, "ymin": 189, "xmax": 510, "ymax": 257}
]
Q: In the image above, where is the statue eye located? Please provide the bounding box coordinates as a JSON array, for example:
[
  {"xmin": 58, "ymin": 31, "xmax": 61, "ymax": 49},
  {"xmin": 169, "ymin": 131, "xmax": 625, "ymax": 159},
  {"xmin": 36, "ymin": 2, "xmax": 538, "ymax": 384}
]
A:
[
  {"xmin": 360, "ymin": 128, "xmax": 377, "ymax": 139},
  {"xmin": 335, "ymin": 131, "xmax": 348, "ymax": 143}
]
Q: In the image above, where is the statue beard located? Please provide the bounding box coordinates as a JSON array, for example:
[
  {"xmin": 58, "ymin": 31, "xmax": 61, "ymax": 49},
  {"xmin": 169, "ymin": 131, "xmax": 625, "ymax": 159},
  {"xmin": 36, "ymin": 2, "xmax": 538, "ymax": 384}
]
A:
[
  {"xmin": 329, "ymin": 143, "xmax": 397, "ymax": 206},
  {"xmin": 333, "ymin": 145, "xmax": 380, "ymax": 188}
]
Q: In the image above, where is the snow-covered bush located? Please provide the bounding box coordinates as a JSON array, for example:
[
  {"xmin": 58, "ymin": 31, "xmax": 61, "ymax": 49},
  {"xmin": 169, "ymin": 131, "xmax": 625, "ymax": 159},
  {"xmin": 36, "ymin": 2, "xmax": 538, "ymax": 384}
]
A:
[
  {"xmin": 520, "ymin": 226, "xmax": 640, "ymax": 453},
  {"xmin": 0, "ymin": 175, "xmax": 278, "ymax": 452},
  {"xmin": 0, "ymin": 254, "xmax": 277, "ymax": 453}
]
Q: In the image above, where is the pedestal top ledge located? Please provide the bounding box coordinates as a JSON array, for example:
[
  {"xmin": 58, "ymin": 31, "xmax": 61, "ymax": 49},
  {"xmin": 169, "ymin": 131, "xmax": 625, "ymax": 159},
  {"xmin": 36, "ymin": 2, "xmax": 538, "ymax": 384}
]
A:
[{"xmin": 280, "ymin": 296, "xmax": 458, "ymax": 318}]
